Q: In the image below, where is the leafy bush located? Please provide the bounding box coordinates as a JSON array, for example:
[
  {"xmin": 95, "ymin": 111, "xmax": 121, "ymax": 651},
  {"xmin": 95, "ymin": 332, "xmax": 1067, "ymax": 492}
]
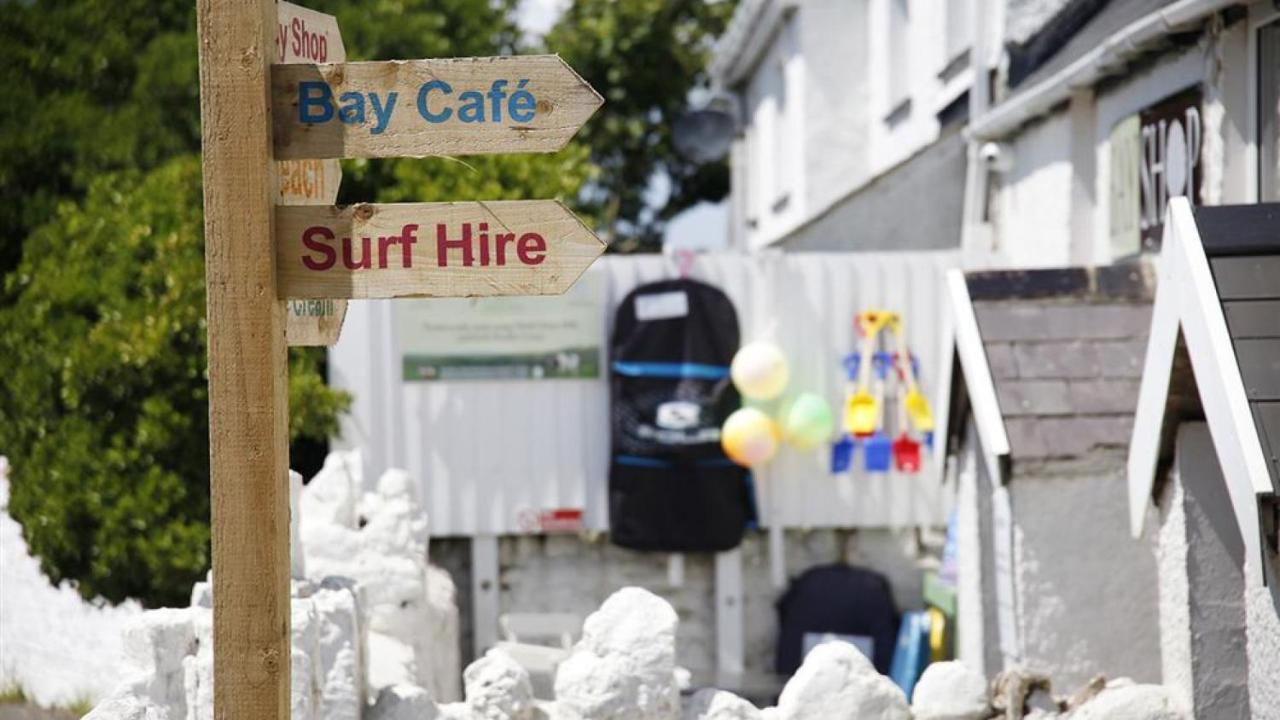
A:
[{"xmin": 0, "ymin": 157, "xmax": 348, "ymax": 606}]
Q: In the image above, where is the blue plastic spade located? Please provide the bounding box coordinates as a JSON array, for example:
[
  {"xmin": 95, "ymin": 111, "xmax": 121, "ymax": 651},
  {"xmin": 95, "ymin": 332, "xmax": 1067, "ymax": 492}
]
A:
[
  {"xmin": 831, "ymin": 434, "xmax": 855, "ymax": 474},
  {"xmin": 864, "ymin": 352, "xmax": 894, "ymax": 472}
]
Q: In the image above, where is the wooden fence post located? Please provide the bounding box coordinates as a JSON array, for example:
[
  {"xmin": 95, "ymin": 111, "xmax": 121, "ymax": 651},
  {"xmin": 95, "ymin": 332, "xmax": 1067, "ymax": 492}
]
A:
[{"xmin": 196, "ymin": 0, "xmax": 292, "ymax": 716}]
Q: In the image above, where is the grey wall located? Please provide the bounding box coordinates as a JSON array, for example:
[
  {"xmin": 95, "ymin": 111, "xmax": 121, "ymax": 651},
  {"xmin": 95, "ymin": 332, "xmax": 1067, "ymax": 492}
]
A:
[
  {"xmin": 1171, "ymin": 423, "xmax": 1251, "ymax": 716},
  {"xmin": 1007, "ymin": 450, "xmax": 1163, "ymax": 688},
  {"xmin": 780, "ymin": 130, "xmax": 967, "ymax": 252}
]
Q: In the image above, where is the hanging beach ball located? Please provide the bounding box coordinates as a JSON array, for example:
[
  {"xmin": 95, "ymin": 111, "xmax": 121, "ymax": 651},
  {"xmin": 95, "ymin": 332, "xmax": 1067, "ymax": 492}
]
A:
[
  {"xmin": 730, "ymin": 342, "xmax": 790, "ymax": 401},
  {"xmin": 721, "ymin": 407, "xmax": 780, "ymax": 467},
  {"xmin": 783, "ymin": 393, "xmax": 835, "ymax": 449}
]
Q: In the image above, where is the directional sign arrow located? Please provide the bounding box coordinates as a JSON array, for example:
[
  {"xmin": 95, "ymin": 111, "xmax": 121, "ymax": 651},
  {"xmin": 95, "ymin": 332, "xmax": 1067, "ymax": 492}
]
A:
[
  {"xmin": 276, "ymin": 201, "xmax": 606, "ymax": 299},
  {"xmin": 277, "ymin": 0, "xmax": 348, "ymax": 346},
  {"xmin": 272, "ymin": 55, "xmax": 603, "ymax": 160}
]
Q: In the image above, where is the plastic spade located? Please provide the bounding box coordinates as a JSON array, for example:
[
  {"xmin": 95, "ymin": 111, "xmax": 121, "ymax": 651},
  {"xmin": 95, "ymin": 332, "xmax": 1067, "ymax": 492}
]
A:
[
  {"xmin": 889, "ymin": 317, "xmax": 935, "ymax": 433},
  {"xmin": 864, "ymin": 352, "xmax": 894, "ymax": 473},
  {"xmin": 846, "ymin": 312, "xmax": 891, "ymax": 435},
  {"xmin": 891, "ymin": 353, "xmax": 922, "ymax": 472},
  {"xmin": 831, "ymin": 434, "xmax": 855, "ymax": 474}
]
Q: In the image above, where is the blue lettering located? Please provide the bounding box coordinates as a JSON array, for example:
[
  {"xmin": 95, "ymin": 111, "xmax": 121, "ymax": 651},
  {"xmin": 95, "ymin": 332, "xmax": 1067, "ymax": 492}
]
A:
[
  {"xmin": 368, "ymin": 92, "xmax": 398, "ymax": 135},
  {"xmin": 416, "ymin": 80, "xmax": 453, "ymax": 123},
  {"xmin": 298, "ymin": 81, "xmax": 333, "ymax": 124},
  {"xmin": 508, "ymin": 79, "xmax": 535, "ymax": 123},
  {"xmin": 487, "ymin": 80, "xmax": 508, "ymax": 123},
  {"xmin": 458, "ymin": 91, "xmax": 485, "ymax": 123},
  {"xmin": 338, "ymin": 92, "xmax": 365, "ymax": 124}
]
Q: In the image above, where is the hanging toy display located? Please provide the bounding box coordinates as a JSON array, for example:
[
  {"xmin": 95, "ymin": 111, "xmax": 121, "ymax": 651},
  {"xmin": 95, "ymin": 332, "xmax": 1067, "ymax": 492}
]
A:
[
  {"xmin": 782, "ymin": 392, "xmax": 835, "ymax": 449},
  {"xmin": 830, "ymin": 310, "xmax": 933, "ymax": 475},
  {"xmin": 722, "ymin": 406, "xmax": 781, "ymax": 467},
  {"xmin": 730, "ymin": 341, "xmax": 790, "ymax": 401}
]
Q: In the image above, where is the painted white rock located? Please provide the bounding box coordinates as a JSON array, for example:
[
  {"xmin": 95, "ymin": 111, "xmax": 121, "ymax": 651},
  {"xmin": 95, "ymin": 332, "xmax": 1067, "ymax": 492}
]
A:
[
  {"xmin": 465, "ymin": 648, "xmax": 535, "ymax": 720},
  {"xmin": 82, "ymin": 691, "xmax": 169, "ymax": 720},
  {"xmin": 554, "ymin": 587, "xmax": 680, "ymax": 720},
  {"xmin": 301, "ymin": 450, "xmax": 362, "ymax": 530},
  {"xmin": 682, "ymin": 688, "xmax": 762, "ymax": 720},
  {"xmin": 1068, "ymin": 684, "xmax": 1190, "ymax": 720},
  {"xmin": 369, "ymin": 684, "xmax": 440, "ymax": 720},
  {"xmin": 911, "ymin": 661, "xmax": 990, "ymax": 720},
  {"xmin": 775, "ymin": 641, "xmax": 909, "ymax": 720}
]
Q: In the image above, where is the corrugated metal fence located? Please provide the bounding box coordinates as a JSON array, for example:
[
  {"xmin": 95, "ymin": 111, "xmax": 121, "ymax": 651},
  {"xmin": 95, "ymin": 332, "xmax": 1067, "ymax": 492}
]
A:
[{"xmin": 329, "ymin": 250, "xmax": 958, "ymax": 536}]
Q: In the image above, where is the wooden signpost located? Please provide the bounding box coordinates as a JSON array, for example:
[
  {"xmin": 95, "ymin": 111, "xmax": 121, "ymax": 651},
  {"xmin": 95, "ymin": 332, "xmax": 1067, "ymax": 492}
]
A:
[
  {"xmin": 196, "ymin": 1, "xmax": 604, "ymax": 717},
  {"xmin": 277, "ymin": 0, "xmax": 348, "ymax": 346}
]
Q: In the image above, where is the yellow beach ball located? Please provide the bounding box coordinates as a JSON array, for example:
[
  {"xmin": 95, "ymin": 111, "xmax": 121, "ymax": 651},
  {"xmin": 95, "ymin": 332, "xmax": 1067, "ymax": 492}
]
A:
[{"xmin": 722, "ymin": 407, "xmax": 780, "ymax": 467}]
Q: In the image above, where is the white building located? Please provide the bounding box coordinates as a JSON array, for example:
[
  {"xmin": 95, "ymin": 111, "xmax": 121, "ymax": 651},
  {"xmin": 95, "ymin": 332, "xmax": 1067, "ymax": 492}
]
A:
[
  {"xmin": 713, "ymin": 0, "xmax": 1280, "ymax": 710},
  {"xmin": 710, "ymin": 0, "xmax": 978, "ymax": 251}
]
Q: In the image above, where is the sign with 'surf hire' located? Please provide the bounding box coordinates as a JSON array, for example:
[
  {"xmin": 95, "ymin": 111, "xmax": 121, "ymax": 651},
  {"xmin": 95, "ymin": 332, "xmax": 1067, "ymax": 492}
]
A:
[
  {"xmin": 276, "ymin": 0, "xmax": 348, "ymax": 346},
  {"xmin": 276, "ymin": 201, "xmax": 606, "ymax": 299},
  {"xmin": 272, "ymin": 55, "xmax": 603, "ymax": 159}
]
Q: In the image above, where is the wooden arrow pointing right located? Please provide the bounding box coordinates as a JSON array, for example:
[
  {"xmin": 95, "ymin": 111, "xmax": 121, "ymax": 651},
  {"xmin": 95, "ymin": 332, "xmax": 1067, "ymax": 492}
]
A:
[
  {"xmin": 276, "ymin": 201, "xmax": 606, "ymax": 299},
  {"xmin": 272, "ymin": 55, "xmax": 603, "ymax": 160}
]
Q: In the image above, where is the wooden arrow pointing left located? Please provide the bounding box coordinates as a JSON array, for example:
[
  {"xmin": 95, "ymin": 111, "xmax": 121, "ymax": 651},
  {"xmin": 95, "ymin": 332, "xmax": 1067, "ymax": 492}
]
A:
[{"xmin": 277, "ymin": 0, "xmax": 347, "ymax": 346}]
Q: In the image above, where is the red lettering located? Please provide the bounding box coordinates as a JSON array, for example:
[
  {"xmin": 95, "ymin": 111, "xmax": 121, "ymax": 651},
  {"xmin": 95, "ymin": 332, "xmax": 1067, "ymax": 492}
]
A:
[
  {"xmin": 301, "ymin": 226, "xmax": 336, "ymax": 271},
  {"xmin": 478, "ymin": 222, "xmax": 490, "ymax": 265},
  {"xmin": 377, "ymin": 235, "xmax": 398, "ymax": 268},
  {"xmin": 342, "ymin": 236, "xmax": 371, "ymax": 270},
  {"xmin": 437, "ymin": 223, "xmax": 474, "ymax": 267},
  {"xmin": 495, "ymin": 232, "xmax": 516, "ymax": 265},
  {"xmin": 291, "ymin": 18, "xmax": 302, "ymax": 58},
  {"xmin": 401, "ymin": 224, "xmax": 419, "ymax": 268},
  {"xmin": 517, "ymin": 232, "xmax": 546, "ymax": 265}
]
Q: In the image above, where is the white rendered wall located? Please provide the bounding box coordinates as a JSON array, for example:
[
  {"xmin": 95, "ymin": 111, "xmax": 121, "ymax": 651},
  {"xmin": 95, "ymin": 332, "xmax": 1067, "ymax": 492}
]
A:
[
  {"xmin": 992, "ymin": 112, "xmax": 1074, "ymax": 267},
  {"xmin": 0, "ymin": 458, "xmax": 143, "ymax": 706}
]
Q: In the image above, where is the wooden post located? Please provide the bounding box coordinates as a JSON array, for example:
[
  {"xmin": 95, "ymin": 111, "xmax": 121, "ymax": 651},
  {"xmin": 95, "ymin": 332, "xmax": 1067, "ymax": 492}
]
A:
[{"xmin": 196, "ymin": 0, "xmax": 292, "ymax": 717}]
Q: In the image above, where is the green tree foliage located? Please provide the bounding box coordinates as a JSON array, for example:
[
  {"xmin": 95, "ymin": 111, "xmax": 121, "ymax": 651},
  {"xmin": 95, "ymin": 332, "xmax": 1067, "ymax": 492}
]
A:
[
  {"xmin": 544, "ymin": 0, "xmax": 737, "ymax": 250},
  {"xmin": 0, "ymin": 157, "xmax": 347, "ymax": 605}
]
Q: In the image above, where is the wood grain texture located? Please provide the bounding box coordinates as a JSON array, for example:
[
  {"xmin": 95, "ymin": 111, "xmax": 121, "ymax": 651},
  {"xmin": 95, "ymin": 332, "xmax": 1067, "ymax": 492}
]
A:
[
  {"xmin": 277, "ymin": 201, "xmax": 606, "ymax": 299},
  {"xmin": 272, "ymin": 56, "xmax": 602, "ymax": 159},
  {"xmin": 275, "ymin": 1, "xmax": 347, "ymax": 345},
  {"xmin": 196, "ymin": 0, "xmax": 291, "ymax": 717}
]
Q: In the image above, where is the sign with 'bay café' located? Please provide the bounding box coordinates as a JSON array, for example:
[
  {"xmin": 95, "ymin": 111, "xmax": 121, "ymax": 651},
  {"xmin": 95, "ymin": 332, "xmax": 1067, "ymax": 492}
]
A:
[{"xmin": 196, "ymin": 1, "xmax": 604, "ymax": 715}]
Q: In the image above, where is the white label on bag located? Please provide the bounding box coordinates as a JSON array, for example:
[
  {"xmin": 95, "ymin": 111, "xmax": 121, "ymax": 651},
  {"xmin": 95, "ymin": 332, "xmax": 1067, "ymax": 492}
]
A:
[{"xmin": 635, "ymin": 291, "xmax": 688, "ymax": 321}]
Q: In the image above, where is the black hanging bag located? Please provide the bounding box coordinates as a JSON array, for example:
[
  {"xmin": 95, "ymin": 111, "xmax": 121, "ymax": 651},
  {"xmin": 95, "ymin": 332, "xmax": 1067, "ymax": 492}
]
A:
[{"xmin": 608, "ymin": 278, "xmax": 753, "ymax": 552}]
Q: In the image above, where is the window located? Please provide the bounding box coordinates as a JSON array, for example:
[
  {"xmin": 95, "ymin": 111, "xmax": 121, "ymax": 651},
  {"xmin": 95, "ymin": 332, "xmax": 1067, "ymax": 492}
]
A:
[
  {"xmin": 1260, "ymin": 19, "xmax": 1280, "ymax": 201},
  {"xmin": 888, "ymin": 0, "xmax": 911, "ymax": 108},
  {"xmin": 945, "ymin": 0, "xmax": 973, "ymax": 64}
]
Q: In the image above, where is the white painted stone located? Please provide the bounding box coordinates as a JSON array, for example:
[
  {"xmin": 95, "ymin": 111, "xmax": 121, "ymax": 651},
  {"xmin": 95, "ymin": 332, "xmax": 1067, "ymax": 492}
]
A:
[
  {"xmin": 0, "ymin": 457, "xmax": 144, "ymax": 707},
  {"xmin": 464, "ymin": 648, "xmax": 535, "ymax": 720},
  {"xmin": 775, "ymin": 641, "xmax": 909, "ymax": 720},
  {"xmin": 301, "ymin": 450, "xmax": 362, "ymax": 530},
  {"xmin": 910, "ymin": 661, "xmax": 990, "ymax": 720},
  {"xmin": 293, "ymin": 469, "xmax": 307, "ymax": 580},
  {"xmin": 554, "ymin": 587, "xmax": 680, "ymax": 720},
  {"xmin": 82, "ymin": 690, "xmax": 170, "ymax": 720},
  {"xmin": 302, "ymin": 461, "xmax": 461, "ymax": 702},
  {"xmin": 681, "ymin": 688, "xmax": 762, "ymax": 720},
  {"xmin": 119, "ymin": 608, "xmax": 197, "ymax": 716},
  {"xmin": 1068, "ymin": 683, "xmax": 1190, "ymax": 720},
  {"xmin": 369, "ymin": 684, "xmax": 440, "ymax": 720}
]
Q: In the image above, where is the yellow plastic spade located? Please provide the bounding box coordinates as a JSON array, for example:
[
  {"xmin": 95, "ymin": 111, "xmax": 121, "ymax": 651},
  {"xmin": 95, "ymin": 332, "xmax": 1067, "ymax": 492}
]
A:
[
  {"xmin": 845, "ymin": 311, "xmax": 892, "ymax": 435},
  {"xmin": 890, "ymin": 316, "xmax": 935, "ymax": 433}
]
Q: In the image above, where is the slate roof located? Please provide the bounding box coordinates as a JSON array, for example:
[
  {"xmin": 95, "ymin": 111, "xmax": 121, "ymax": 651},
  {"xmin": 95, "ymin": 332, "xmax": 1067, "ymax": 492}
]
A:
[
  {"xmin": 965, "ymin": 264, "xmax": 1157, "ymax": 461},
  {"xmin": 1196, "ymin": 204, "xmax": 1280, "ymax": 489}
]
